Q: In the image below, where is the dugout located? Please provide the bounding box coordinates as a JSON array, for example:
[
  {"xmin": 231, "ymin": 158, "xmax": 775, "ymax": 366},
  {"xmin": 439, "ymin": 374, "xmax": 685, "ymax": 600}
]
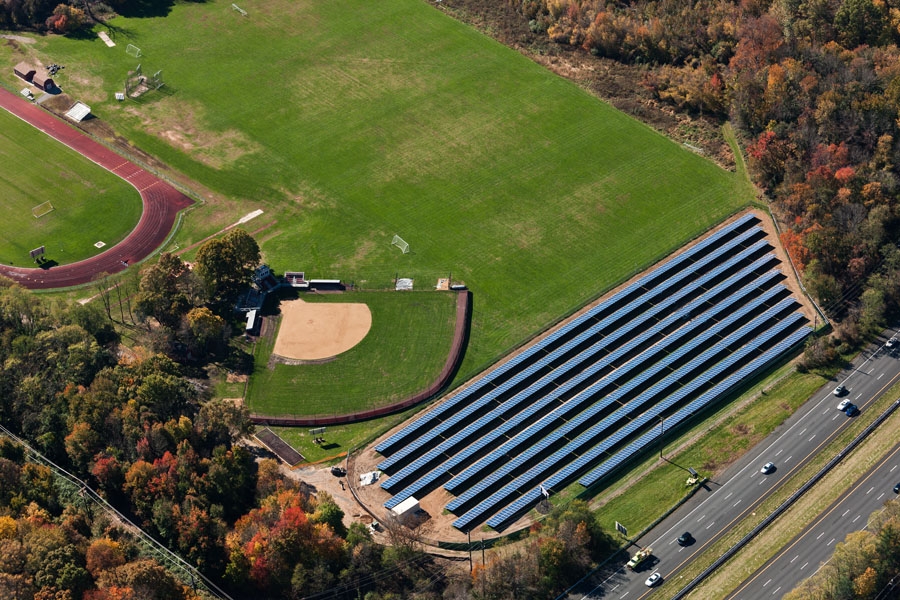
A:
[{"xmin": 14, "ymin": 62, "xmax": 36, "ymax": 83}]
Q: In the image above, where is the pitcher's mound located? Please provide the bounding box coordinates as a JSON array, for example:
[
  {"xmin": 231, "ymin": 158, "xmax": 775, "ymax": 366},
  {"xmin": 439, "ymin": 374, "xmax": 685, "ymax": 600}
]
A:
[{"xmin": 273, "ymin": 299, "xmax": 372, "ymax": 361}]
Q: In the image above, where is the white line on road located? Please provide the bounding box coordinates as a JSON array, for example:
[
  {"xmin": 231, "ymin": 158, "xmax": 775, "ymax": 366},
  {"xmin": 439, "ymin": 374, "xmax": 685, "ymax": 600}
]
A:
[
  {"xmin": 799, "ymin": 428, "xmax": 807, "ymax": 436},
  {"xmin": 772, "ymin": 587, "xmax": 781, "ymax": 596},
  {"xmin": 809, "ymin": 434, "xmax": 816, "ymax": 441},
  {"xmin": 698, "ymin": 515, "xmax": 705, "ymax": 522},
  {"xmin": 802, "ymin": 562, "xmax": 809, "ymax": 570},
  {"xmin": 775, "ymin": 449, "xmax": 783, "ymax": 457},
  {"xmin": 868, "ymin": 487, "xmax": 875, "ymax": 494},
  {"xmin": 734, "ymin": 499, "xmax": 742, "ymax": 507},
  {"xmin": 790, "ymin": 555, "xmax": 799, "ymax": 563},
  {"xmin": 786, "ymin": 455, "xmax": 793, "ymax": 462},
  {"xmin": 817, "ymin": 532, "xmax": 825, "ymax": 540},
  {"xmin": 855, "ymin": 392, "xmax": 863, "ymax": 399},
  {"xmin": 842, "ymin": 509, "xmax": 850, "ymax": 517},
  {"xmin": 725, "ymin": 492, "xmax": 733, "ymax": 500},
  {"xmin": 833, "ymin": 414, "xmax": 840, "ymax": 420},
  {"xmin": 878, "ymin": 372, "xmax": 885, "ymax": 380},
  {"xmin": 892, "ymin": 465, "xmax": 898, "ymax": 472},
  {"xmin": 853, "ymin": 515, "xmax": 861, "ymax": 523},
  {"xmin": 879, "ymin": 493, "xmax": 886, "ymax": 500},
  {"xmin": 828, "ymin": 538, "xmax": 836, "ymax": 546},
  {"xmin": 764, "ymin": 579, "xmax": 771, "ymax": 587}
]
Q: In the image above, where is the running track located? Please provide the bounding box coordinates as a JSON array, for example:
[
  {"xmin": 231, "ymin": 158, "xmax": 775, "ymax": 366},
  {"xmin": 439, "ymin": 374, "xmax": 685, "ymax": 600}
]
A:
[{"xmin": 0, "ymin": 87, "xmax": 193, "ymax": 289}]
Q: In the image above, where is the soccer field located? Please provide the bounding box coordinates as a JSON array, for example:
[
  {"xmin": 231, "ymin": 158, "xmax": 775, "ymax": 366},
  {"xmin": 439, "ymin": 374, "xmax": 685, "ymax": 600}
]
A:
[
  {"xmin": 0, "ymin": 109, "xmax": 142, "ymax": 267},
  {"xmin": 4, "ymin": 0, "xmax": 753, "ymax": 392}
]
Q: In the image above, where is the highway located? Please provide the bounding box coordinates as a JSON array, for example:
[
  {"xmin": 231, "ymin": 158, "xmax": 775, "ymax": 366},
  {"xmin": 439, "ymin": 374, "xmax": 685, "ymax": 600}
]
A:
[
  {"xmin": 568, "ymin": 332, "xmax": 900, "ymax": 600},
  {"xmin": 728, "ymin": 439, "xmax": 900, "ymax": 599}
]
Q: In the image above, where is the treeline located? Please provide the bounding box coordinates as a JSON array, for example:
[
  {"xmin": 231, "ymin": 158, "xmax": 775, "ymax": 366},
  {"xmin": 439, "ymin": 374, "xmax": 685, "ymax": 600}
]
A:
[{"xmin": 513, "ymin": 0, "xmax": 900, "ymax": 344}]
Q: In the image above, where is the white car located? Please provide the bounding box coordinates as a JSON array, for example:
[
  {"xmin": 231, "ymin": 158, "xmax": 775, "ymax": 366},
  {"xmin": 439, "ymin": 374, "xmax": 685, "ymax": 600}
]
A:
[
  {"xmin": 833, "ymin": 385, "xmax": 847, "ymax": 396},
  {"xmin": 837, "ymin": 399, "xmax": 850, "ymax": 411},
  {"xmin": 887, "ymin": 337, "xmax": 898, "ymax": 349},
  {"xmin": 760, "ymin": 462, "xmax": 775, "ymax": 474},
  {"xmin": 645, "ymin": 572, "xmax": 661, "ymax": 587}
]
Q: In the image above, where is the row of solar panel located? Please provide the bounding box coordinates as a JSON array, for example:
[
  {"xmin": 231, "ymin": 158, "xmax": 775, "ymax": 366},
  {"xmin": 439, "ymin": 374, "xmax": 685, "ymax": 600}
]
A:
[
  {"xmin": 460, "ymin": 318, "xmax": 809, "ymax": 531},
  {"xmin": 376, "ymin": 213, "xmax": 761, "ymax": 455},
  {"xmin": 379, "ymin": 229, "xmax": 770, "ymax": 474},
  {"xmin": 383, "ymin": 257, "xmax": 786, "ymax": 505},
  {"xmin": 445, "ymin": 298, "xmax": 801, "ymax": 517},
  {"xmin": 381, "ymin": 237, "xmax": 775, "ymax": 484},
  {"xmin": 484, "ymin": 326, "xmax": 812, "ymax": 530},
  {"xmin": 442, "ymin": 282, "xmax": 792, "ymax": 501}
]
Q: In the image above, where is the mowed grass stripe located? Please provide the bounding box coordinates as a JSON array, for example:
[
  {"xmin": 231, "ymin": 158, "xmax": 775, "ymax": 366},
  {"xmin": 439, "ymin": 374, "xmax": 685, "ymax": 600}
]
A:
[
  {"xmin": 0, "ymin": 110, "xmax": 142, "ymax": 266},
  {"xmin": 13, "ymin": 0, "xmax": 752, "ymax": 403},
  {"xmin": 247, "ymin": 291, "xmax": 458, "ymax": 416}
]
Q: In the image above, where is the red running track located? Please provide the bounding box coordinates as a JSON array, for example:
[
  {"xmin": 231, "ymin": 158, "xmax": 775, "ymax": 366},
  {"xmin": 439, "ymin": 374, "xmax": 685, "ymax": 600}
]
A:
[{"xmin": 0, "ymin": 87, "xmax": 194, "ymax": 289}]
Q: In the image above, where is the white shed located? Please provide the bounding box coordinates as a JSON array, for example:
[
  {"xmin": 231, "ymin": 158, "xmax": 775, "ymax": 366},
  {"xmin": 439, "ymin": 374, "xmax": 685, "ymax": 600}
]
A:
[{"xmin": 391, "ymin": 496, "xmax": 419, "ymax": 523}]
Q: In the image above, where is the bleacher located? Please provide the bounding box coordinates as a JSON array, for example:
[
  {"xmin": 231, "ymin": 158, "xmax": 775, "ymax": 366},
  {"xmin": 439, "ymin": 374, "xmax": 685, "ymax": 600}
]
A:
[{"xmin": 375, "ymin": 213, "xmax": 811, "ymax": 532}]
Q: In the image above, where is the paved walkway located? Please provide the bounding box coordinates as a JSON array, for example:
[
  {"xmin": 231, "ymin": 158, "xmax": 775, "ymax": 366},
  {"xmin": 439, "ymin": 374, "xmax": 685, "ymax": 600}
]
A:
[{"xmin": 0, "ymin": 87, "xmax": 193, "ymax": 289}]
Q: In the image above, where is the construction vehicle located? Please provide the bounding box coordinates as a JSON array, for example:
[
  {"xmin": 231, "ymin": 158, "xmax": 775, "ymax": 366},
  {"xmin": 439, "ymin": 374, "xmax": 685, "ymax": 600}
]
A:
[{"xmin": 626, "ymin": 547, "xmax": 653, "ymax": 570}]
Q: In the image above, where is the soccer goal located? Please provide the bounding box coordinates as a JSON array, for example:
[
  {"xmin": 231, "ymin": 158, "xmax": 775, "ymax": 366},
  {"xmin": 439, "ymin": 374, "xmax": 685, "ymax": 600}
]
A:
[
  {"xmin": 126, "ymin": 44, "xmax": 142, "ymax": 58},
  {"xmin": 32, "ymin": 201, "xmax": 54, "ymax": 218},
  {"xmin": 391, "ymin": 235, "xmax": 410, "ymax": 254}
]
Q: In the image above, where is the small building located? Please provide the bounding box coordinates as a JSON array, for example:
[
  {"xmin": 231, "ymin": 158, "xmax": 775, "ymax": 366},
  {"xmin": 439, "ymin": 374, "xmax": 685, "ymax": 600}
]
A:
[
  {"xmin": 245, "ymin": 309, "xmax": 258, "ymax": 334},
  {"xmin": 31, "ymin": 68, "xmax": 55, "ymax": 92},
  {"xmin": 390, "ymin": 496, "xmax": 420, "ymax": 524},
  {"xmin": 14, "ymin": 62, "xmax": 36, "ymax": 83}
]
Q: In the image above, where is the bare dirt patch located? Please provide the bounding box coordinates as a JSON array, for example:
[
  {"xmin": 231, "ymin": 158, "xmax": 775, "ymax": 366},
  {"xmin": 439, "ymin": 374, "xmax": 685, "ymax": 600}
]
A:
[{"xmin": 272, "ymin": 298, "xmax": 372, "ymax": 361}]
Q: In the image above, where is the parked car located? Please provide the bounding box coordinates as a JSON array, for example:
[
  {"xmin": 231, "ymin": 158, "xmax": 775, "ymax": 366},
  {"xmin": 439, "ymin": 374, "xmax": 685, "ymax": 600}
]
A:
[
  {"xmin": 844, "ymin": 404, "xmax": 859, "ymax": 417},
  {"xmin": 677, "ymin": 532, "xmax": 693, "ymax": 546},
  {"xmin": 760, "ymin": 462, "xmax": 776, "ymax": 474},
  {"xmin": 833, "ymin": 385, "xmax": 847, "ymax": 396},
  {"xmin": 837, "ymin": 399, "xmax": 851, "ymax": 411},
  {"xmin": 645, "ymin": 572, "xmax": 662, "ymax": 587}
]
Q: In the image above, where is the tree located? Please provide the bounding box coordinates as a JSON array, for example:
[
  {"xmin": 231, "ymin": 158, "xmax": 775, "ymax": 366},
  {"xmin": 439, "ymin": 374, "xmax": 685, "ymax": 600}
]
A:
[
  {"xmin": 185, "ymin": 307, "xmax": 227, "ymax": 356},
  {"xmin": 194, "ymin": 229, "xmax": 260, "ymax": 305},
  {"xmin": 134, "ymin": 254, "xmax": 192, "ymax": 330}
]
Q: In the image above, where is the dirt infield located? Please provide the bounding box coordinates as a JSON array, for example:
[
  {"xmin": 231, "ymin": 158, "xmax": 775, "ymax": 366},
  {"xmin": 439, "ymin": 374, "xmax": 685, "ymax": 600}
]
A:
[
  {"xmin": 272, "ymin": 298, "xmax": 372, "ymax": 361},
  {"xmin": 0, "ymin": 87, "xmax": 193, "ymax": 289}
]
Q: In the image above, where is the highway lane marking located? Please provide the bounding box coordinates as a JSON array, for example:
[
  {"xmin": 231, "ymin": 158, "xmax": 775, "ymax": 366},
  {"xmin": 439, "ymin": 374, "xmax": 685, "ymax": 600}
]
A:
[
  {"xmin": 725, "ymin": 492, "xmax": 733, "ymax": 500},
  {"xmin": 799, "ymin": 428, "xmax": 807, "ymax": 436},
  {"xmin": 878, "ymin": 372, "xmax": 885, "ymax": 380},
  {"xmin": 706, "ymin": 521, "xmax": 715, "ymax": 529},
  {"xmin": 763, "ymin": 579, "xmax": 771, "ymax": 587},
  {"xmin": 828, "ymin": 538, "xmax": 835, "ymax": 546},
  {"xmin": 842, "ymin": 509, "xmax": 850, "ymax": 517},
  {"xmin": 832, "ymin": 414, "xmax": 840, "ymax": 420},
  {"xmin": 775, "ymin": 449, "xmax": 783, "ymax": 457},
  {"xmin": 698, "ymin": 515, "xmax": 705, "ymax": 522},
  {"xmin": 724, "ymin": 413, "xmax": 900, "ymax": 600},
  {"xmin": 855, "ymin": 392, "xmax": 863, "ymax": 399},
  {"xmin": 772, "ymin": 586, "xmax": 781, "ymax": 596},
  {"xmin": 892, "ymin": 465, "xmax": 898, "ymax": 472},
  {"xmin": 853, "ymin": 515, "xmax": 861, "ymax": 523},
  {"xmin": 809, "ymin": 434, "xmax": 816, "ymax": 441},
  {"xmin": 868, "ymin": 367, "xmax": 875, "ymax": 374},
  {"xmin": 868, "ymin": 486, "xmax": 875, "ymax": 494},
  {"xmin": 619, "ymin": 592, "xmax": 628, "ymax": 599},
  {"xmin": 879, "ymin": 493, "xmax": 886, "ymax": 500},
  {"xmin": 786, "ymin": 455, "xmax": 793, "ymax": 462},
  {"xmin": 790, "ymin": 555, "xmax": 799, "ymax": 563},
  {"xmin": 822, "ymin": 409, "xmax": 829, "ymax": 415},
  {"xmin": 734, "ymin": 499, "xmax": 742, "ymax": 507}
]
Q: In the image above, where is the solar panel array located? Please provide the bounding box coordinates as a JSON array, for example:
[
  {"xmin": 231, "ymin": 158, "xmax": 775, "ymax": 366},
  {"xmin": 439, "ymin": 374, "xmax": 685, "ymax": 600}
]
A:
[{"xmin": 375, "ymin": 213, "xmax": 811, "ymax": 532}]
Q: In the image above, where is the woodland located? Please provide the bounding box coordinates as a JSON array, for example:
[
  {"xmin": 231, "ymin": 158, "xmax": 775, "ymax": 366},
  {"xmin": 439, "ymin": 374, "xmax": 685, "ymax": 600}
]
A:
[{"xmin": 3, "ymin": 0, "xmax": 900, "ymax": 595}]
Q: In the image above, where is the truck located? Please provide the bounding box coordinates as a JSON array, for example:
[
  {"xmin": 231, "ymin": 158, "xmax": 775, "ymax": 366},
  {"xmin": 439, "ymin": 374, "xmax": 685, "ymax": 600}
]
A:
[{"xmin": 626, "ymin": 547, "xmax": 653, "ymax": 570}]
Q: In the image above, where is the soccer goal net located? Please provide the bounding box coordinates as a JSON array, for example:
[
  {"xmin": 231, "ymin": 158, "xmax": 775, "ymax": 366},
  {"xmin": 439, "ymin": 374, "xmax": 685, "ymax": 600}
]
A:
[
  {"xmin": 126, "ymin": 44, "xmax": 142, "ymax": 58},
  {"xmin": 391, "ymin": 235, "xmax": 410, "ymax": 254},
  {"xmin": 32, "ymin": 201, "xmax": 54, "ymax": 218}
]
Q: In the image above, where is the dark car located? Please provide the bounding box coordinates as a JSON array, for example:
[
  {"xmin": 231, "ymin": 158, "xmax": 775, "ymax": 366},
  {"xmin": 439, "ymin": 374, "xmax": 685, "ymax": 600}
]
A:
[
  {"xmin": 894, "ymin": 483, "xmax": 900, "ymax": 494},
  {"xmin": 844, "ymin": 404, "xmax": 859, "ymax": 417},
  {"xmin": 677, "ymin": 532, "xmax": 693, "ymax": 546}
]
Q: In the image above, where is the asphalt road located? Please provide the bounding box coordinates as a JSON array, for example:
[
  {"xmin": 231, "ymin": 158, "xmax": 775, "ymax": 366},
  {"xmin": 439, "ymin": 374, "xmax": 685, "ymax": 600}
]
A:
[
  {"xmin": 727, "ymin": 439, "xmax": 900, "ymax": 599},
  {"xmin": 568, "ymin": 332, "xmax": 900, "ymax": 600}
]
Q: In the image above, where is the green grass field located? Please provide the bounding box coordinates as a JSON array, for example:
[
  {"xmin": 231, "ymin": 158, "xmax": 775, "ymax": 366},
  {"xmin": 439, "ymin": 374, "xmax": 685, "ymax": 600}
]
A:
[
  {"xmin": 246, "ymin": 290, "xmax": 459, "ymax": 416},
  {"xmin": 0, "ymin": 109, "xmax": 142, "ymax": 266},
  {"xmin": 1, "ymin": 0, "xmax": 753, "ymax": 410}
]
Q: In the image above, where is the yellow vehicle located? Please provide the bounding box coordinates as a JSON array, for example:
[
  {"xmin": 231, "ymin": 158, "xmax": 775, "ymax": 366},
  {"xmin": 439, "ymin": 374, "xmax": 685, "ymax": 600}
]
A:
[{"xmin": 626, "ymin": 547, "xmax": 652, "ymax": 570}]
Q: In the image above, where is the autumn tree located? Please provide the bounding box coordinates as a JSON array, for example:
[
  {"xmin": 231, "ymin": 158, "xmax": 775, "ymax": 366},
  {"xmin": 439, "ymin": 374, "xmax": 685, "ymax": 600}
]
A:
[{"xmin": 194, "ymin": 229, "xmax": 260, "ymax": 306}]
